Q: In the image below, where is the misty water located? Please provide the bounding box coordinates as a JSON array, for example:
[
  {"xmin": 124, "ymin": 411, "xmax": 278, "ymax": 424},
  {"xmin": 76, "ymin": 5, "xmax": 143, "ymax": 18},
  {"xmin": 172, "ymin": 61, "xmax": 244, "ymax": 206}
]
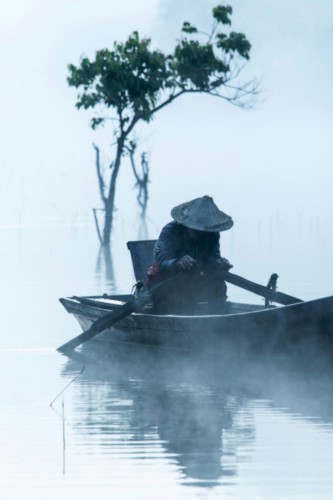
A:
[{"xmin": 2, "ymin": 223, "xmax": 333, "ymax": 500}]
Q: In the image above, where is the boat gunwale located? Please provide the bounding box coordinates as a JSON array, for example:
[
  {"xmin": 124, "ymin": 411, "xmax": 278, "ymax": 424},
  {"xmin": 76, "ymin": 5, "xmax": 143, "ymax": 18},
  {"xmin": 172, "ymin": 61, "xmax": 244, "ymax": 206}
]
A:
[
  {"xmin": 63, "ymin": 295, "xmax": 281, "ymax": 320},
  {"xmin": 60, "ymin": 293, "xmax": 333, "ymax": 324}
]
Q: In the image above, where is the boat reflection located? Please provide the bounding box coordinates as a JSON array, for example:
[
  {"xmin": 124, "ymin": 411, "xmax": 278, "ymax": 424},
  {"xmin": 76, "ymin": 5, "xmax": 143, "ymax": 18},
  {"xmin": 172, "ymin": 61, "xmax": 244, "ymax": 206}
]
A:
[
  {"xmin": 60, "ymin": 343, "xmax": 333, "ymax": 487},
  {"xmin": 154, "ymin": 389, "xmax": 252, "ymax": 485},
  {"xmin": 61, "ymin": 345, "xmax": 258, "ymax": 486}
]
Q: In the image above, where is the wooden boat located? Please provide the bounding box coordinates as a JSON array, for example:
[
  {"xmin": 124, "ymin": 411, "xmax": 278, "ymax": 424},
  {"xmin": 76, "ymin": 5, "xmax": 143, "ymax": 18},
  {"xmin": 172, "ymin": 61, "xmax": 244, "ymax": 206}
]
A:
[
  {"xmin": 59, "ymin": 240, "xmax": 333, "ymax": 357},
  {"xmin": 60, "ymin": 293, "xmax": 333, "ymax": 354}
]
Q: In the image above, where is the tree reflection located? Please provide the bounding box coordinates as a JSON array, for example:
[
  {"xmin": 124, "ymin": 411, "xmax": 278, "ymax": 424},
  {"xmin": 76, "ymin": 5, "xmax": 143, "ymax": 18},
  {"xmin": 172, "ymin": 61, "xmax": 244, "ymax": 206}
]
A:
[{"xmin": 95, "ymin": 244, "xmax": 117, "ymax": 293}]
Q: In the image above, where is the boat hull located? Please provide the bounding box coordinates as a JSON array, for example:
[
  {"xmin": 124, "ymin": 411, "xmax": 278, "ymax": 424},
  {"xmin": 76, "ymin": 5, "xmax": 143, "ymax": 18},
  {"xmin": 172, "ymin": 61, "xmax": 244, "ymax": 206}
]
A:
[{"xmin": 60, "ymin": 295, "xmax": 333, "ymax": 356}]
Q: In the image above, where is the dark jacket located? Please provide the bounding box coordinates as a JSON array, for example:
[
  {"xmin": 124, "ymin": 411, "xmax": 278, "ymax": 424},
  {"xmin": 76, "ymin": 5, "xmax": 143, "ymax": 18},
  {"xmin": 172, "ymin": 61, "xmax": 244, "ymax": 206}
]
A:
[{"xmin": 154, "ymin": 221, "xmax": 221, "ymax": 277}]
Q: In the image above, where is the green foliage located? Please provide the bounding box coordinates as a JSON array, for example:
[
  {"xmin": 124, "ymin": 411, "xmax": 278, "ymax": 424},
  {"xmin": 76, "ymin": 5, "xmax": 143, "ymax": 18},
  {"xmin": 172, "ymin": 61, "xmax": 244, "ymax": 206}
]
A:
[
  {"xmin": 68, "ymin": 31, "xmax": 173, "ymax": 127},
  {"xmin": 216, "ymin": 31, "xmax": 251, "ymax": 60},
  {"xmin": 68, "ymin": 4, "xmax": 255, "ymax": 135},
  {"xmin": 91, "ymin": 117, "xmax": 105, "ymax": 130},
  {"xmin": 182, "ymin": 22, "xmax": 198, "ymax": 34},
  {"xmin": 212, "ymin": 5, "xmax": 233, "ymax": 25},
  {"xmin": 174, "ymin": 40, "xmax": 228, "ymax": 90}
]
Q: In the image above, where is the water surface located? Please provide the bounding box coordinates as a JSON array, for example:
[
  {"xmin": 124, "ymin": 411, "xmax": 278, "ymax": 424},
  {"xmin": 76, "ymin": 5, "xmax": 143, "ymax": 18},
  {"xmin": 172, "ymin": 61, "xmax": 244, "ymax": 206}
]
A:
[{"xmin": 1, "ymin": 224, "xmax": 333, "ymax": 499}]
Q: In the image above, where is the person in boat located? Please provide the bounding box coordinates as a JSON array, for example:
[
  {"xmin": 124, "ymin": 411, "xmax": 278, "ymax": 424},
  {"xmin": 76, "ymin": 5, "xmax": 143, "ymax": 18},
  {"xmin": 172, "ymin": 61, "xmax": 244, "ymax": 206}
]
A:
[{"xmin": 146, "ymin": 195, "xmax": 234, "ymax": 314}]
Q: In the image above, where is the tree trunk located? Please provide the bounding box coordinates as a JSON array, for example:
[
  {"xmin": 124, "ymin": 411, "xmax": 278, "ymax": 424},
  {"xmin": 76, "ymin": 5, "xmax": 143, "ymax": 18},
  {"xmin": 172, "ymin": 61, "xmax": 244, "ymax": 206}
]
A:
[{"xmin": 101, "ymin": 138, "xmax": 124, "ymax": 246}]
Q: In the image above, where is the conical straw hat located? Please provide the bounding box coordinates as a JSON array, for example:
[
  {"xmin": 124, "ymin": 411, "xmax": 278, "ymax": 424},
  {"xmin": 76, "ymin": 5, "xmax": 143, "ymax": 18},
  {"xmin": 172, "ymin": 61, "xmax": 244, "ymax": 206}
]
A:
[{"xmin": 171, "ymin": 196, "xmax": 233, "ymax": 232}]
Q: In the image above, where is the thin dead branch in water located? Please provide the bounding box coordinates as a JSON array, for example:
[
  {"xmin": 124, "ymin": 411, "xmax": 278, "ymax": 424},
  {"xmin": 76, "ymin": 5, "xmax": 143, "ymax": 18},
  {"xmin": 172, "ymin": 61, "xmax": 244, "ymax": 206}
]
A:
[{"xmin": 50, "ymin": 364, "xmax": 85, "ymax": 409}]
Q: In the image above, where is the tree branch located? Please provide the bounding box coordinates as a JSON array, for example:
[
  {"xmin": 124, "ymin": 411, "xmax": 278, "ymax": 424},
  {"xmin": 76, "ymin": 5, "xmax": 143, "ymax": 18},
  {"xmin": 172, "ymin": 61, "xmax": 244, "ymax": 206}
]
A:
[
  {"xmin": 149, "ymin": 89, "xmax": 187, "ymax": 117},
  {"xmin": 126, "ymin": 142, "xmax": 149, "ymax": 216}
]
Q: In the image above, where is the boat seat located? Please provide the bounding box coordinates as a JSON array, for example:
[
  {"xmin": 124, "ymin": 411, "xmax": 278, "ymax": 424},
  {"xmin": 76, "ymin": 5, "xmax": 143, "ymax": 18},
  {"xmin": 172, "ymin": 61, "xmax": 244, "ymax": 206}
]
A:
[{"xmin": 127, "ymin": 239, "xmax": 157, "ymax": 287}]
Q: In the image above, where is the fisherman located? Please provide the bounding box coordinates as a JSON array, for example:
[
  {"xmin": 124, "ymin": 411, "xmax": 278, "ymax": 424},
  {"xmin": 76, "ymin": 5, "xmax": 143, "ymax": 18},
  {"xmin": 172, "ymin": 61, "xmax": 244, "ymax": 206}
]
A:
[{"xmin": 146, "ymin": 196, "xmax": 234, "ymax": 314}]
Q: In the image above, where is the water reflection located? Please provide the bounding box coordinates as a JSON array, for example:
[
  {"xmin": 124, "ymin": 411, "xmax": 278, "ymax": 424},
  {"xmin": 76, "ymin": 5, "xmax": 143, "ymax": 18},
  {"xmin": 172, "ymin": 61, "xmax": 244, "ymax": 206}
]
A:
[
  {"xmin": 95, "ymin": 245, "xmax": 117, "ymax": 292},
  {"xmin": 156, "ymin": 390, "xmax": 243, "ymax": 485},
  {"xmin": 55, "ymin": 341, "xmax": 333, "ymax": 497},
  {"xmin": 61, "ymin": 347, "xmax": 259, "ymax": 487}
]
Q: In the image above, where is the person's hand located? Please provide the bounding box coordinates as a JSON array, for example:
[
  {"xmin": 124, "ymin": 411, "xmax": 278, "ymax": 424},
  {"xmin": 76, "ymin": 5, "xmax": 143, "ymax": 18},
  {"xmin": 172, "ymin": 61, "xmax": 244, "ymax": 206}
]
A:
[
  {"xmin": 177, "ymin": 255, "xmax": 197, "ymax": 272},
  {"xmin": 216, "ymin": 257, "xmax": 233, "ymax": 271}
]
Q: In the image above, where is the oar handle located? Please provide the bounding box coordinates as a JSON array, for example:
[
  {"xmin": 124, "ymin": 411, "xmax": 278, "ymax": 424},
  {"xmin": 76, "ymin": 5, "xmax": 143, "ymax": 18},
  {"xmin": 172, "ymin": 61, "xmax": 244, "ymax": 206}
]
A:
[{"xmin": 220, "ymin": 270, "xmax": 302, "ymax": 305}]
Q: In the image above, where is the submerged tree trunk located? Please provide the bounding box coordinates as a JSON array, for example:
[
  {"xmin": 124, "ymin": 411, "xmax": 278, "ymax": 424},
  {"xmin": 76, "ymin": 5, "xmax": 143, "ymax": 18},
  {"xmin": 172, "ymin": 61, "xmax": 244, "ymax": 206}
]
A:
[{"xmin": 102, "ymin": 138, "xmax": 124, "ymax": 246}]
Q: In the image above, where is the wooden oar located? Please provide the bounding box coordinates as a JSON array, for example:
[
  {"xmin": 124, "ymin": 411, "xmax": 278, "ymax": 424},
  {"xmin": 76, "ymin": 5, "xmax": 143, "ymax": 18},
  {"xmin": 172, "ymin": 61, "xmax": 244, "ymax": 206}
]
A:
[
  {"xmin": 57, "ymin": 292, "xmax": 151, "ymax": 354},
  {"xmin": 220, "ymin": 270, "xmax": 302, "ymax": 305},
  {"xmin": 57, "ymin": 276, "xmax": 178, "ymax": 354}
]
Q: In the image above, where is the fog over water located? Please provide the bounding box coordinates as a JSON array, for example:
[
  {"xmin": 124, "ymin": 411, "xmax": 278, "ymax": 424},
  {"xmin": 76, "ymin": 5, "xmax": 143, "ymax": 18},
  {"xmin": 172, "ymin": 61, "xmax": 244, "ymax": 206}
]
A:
[{"xmin": 1, "ymin": 0, "xmax": 333, "ymax": 498}]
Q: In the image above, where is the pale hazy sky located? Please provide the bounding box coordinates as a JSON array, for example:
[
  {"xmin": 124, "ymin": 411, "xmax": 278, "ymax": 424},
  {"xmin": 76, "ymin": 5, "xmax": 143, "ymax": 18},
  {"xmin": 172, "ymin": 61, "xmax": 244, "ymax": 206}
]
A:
[{"xmin": 1, "ymin": 0, "xmax": 333, "ymax": 255}]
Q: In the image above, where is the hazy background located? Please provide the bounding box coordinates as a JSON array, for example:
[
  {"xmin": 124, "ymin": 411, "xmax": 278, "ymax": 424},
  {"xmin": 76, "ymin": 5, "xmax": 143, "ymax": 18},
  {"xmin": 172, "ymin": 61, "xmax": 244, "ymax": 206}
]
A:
[
  {"xmin": 1, "ymin": 4, "xmax": 333, "ymax": 496},
  {"xmin": 1, "ymin": 0, "xmax": 333, "ymax": 300}
]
